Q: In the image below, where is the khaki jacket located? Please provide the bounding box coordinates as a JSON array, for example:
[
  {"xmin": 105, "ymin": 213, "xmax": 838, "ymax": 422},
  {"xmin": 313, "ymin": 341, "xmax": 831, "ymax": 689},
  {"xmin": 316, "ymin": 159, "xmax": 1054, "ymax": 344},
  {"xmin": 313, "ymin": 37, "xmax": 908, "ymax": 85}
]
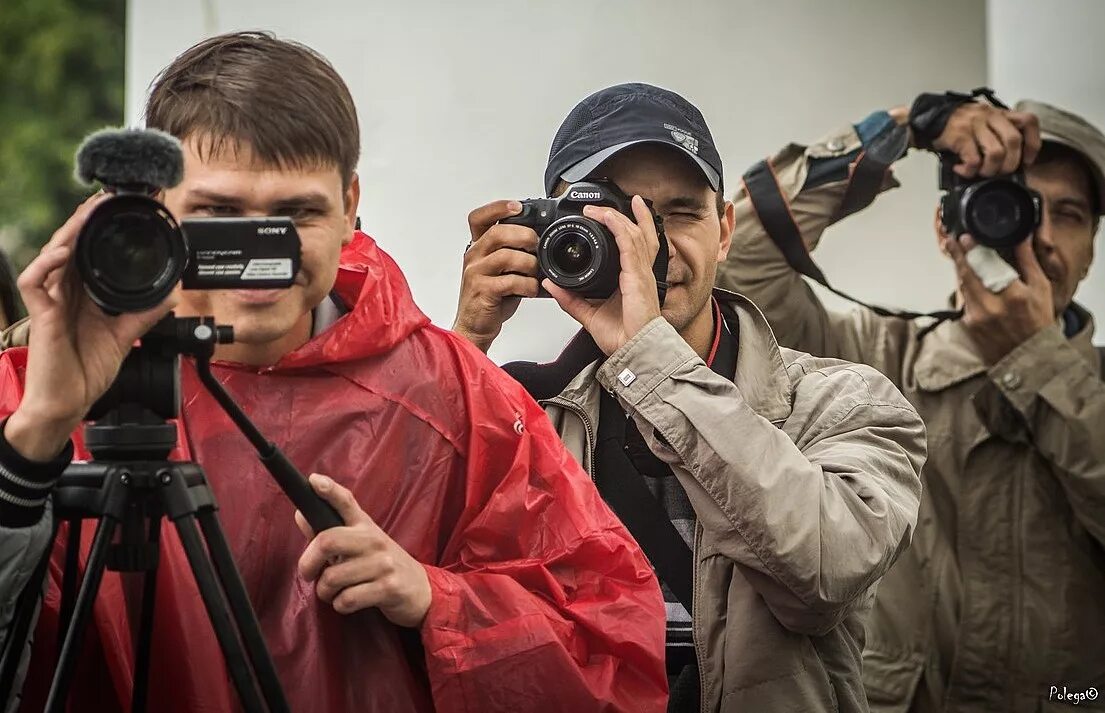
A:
[
  {"xmin": 720, "ymin": 121, "xmax": 1105, "ymax": 712},
  {"xmin": 0, "ymin": 318, "xmax": 28, "ymax": 350},
  {"xmin": 541, "ymin": 293, "xmax": 925, "ymax": 713}
]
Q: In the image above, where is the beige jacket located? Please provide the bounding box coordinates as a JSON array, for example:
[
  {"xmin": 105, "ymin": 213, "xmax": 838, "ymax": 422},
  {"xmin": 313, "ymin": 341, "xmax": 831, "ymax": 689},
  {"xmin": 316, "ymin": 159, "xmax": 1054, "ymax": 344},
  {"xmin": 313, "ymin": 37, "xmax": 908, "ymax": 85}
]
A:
[
  {"xmin": 541, "ymin": 292, "xmax": 925, "ymax": 713},
  {"xmin": 720, "ymin": 121, "xmax": 1105, "ymax": 712}
]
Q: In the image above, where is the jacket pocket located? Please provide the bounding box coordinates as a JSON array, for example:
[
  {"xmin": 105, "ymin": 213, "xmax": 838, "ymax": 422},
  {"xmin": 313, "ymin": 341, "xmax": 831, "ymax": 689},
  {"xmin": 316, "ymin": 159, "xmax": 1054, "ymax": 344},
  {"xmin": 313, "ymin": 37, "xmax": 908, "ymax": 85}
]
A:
[{"xmin": 862, "ymin": 648, "xmax": 923, "ymax": 713}]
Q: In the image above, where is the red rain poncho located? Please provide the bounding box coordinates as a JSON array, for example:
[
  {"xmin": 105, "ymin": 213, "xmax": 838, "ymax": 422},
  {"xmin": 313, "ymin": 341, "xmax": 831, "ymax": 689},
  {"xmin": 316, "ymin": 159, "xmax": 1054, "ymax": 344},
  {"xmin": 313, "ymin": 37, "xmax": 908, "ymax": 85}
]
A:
[{"xmin": 1, "ymin": 232, "xmax": 667, "ymax": 712}]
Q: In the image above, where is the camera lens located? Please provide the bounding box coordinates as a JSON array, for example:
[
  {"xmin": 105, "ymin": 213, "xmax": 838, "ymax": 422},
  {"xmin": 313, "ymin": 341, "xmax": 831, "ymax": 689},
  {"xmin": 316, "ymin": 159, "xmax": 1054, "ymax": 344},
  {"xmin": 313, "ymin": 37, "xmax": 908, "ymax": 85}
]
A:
[
  {"xmin": 76, "ymin": 194, "xmax": 187, "ymax": 313},
  {"xmin": 549, "ymin": 231, "xmax": 595, "ymax": 277},
  {"xmin": 964, "ymin": 179, "xmax": 1039, "ymax": 249},
  {"xmin": 537, "ymin": 216, "xmax": 620, "ymax": 298},
  {"xmin": 92, "ymin": 214, "xmax": 173, "ymax": 291}
]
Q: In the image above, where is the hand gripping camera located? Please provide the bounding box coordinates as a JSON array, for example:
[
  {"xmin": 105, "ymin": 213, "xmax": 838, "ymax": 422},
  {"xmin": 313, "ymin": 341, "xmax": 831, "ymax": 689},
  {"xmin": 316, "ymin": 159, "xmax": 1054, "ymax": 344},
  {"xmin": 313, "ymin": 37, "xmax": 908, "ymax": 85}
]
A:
[{"xmin": 501, "ymin": 180, "xmax": 666, "ymax": 298}]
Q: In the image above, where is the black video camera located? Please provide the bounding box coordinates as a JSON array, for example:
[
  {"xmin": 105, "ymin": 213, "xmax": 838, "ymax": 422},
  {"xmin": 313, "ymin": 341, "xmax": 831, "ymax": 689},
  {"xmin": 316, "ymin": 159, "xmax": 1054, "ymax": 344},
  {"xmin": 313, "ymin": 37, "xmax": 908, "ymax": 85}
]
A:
[
  {"xmin": 74, "ymin": 128, "xmax": 302, "ymax": 314},
  {"xmin": 501, "ymin": 180, "xmax": 665, "ymax": 299},
  {"xmin": 939, "ymin": 155, "xmax": 1042, "ymax": 256}
]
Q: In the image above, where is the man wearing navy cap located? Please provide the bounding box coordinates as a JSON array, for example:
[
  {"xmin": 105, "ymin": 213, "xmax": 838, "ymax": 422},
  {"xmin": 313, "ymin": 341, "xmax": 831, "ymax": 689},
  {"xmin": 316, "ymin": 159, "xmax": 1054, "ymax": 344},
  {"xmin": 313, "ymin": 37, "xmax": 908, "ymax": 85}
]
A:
[{"xmin": 453, "ymin": 83, "xmax": 927, "ymax": 713}]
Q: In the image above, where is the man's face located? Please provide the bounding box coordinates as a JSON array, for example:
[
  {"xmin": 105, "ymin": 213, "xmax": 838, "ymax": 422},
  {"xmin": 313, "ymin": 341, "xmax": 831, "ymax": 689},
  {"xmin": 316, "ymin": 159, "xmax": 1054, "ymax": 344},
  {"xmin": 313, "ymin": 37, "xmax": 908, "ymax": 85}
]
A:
[
  {"xmin": 162, "ymin": 137, "xmax": 358, "ymax": 362},
  {"xmin": 1024, "ymin": 156, "xmax": 1097, "ymax": 315},
  {"xmin": 595, "ymin": 144, "xmax": 734, "ymax": 333}
]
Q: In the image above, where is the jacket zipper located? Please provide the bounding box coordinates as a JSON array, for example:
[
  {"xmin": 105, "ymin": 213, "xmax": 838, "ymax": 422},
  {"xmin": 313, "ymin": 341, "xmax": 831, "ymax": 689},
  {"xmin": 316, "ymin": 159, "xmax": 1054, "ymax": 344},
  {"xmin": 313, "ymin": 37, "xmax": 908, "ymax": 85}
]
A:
[
  {"xmin": 541, "ymin": 396, "xmax": 598, "ymax": 482},
  {"xmin": 693, "ymin": 526, "xmax": 706, "ymax": 713}
]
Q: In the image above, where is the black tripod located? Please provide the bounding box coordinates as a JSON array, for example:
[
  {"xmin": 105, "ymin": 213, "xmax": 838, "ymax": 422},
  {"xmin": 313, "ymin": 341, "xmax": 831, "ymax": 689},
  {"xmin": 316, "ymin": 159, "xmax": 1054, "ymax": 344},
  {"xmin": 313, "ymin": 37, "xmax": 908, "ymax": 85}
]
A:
[{"xmin": 5, "ymin": 315, "xmax": 342, "ymax": 713}]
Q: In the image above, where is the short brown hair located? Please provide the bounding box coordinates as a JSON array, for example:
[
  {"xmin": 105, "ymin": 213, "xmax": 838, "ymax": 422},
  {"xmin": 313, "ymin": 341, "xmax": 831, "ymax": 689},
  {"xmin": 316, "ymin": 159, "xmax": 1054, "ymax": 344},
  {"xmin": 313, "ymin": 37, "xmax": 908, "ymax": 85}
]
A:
[{"xmin": 145, "ymin": 31, "xmax": 359, "ymax": 187}]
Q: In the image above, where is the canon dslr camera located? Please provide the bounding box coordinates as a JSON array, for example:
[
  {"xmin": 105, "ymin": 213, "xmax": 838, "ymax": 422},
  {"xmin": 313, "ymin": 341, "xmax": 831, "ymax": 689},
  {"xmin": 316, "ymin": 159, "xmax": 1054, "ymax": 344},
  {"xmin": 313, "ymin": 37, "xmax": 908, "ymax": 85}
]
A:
[
  {"xmin": 501, "ymin": 180, "xmax": 664, "ymax": 298},
  {"xmin": 74, "ymin": 128, "xmax": 301, "ymax": 314},
  {"xmin": 939, "ymin": 154, "xmax": 1042, "ymax": 258}
]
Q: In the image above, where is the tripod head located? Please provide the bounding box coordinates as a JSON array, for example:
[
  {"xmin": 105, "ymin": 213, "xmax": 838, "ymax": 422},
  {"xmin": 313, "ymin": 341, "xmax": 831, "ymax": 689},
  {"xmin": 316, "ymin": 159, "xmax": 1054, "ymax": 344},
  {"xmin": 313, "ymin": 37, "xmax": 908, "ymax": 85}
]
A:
[{"xmin": 84, "ymin": 315, "xmax": 231, "ymax": 461}]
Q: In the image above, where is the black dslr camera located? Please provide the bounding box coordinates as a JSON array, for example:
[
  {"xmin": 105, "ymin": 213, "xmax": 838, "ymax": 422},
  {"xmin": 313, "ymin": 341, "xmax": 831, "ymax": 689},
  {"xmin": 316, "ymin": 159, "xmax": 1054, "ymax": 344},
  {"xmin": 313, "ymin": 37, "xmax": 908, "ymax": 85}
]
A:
[
  {"xmin": 939, "ymin": 155, "xmax": 1042, "ymax": 256},
  {"xmin": 501, "ymin": 180, "xmax": 664, "ymax": 298},
  {"xmin": 74, "ymin": 128, "xmax": 301, "ymax": 314}
]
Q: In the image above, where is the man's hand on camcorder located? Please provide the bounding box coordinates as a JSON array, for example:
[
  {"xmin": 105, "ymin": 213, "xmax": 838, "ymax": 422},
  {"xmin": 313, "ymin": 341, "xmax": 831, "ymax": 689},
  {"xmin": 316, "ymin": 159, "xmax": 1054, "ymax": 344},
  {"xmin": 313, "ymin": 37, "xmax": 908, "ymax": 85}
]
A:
[
  {"xmin": 946, "ymin": 233, "xmax": 1054, "ymax": 364},
  {"xmin": 545, "ymin": 196, "xmax": 661, "ymax": 356},
  {"xmin": 296, "ymin": 473, "xmax": 432, "ymax": 628},
  {"xmin": 452, "ymin": 200, "xmax": 540, "ymax": 353},
  {"xmin": 933, "ymin": 102, "xmax": 1041, "ymax": 179},
  {"xmin": 4, "ymin": 195, "xmax": 177, "ymax": 462}
]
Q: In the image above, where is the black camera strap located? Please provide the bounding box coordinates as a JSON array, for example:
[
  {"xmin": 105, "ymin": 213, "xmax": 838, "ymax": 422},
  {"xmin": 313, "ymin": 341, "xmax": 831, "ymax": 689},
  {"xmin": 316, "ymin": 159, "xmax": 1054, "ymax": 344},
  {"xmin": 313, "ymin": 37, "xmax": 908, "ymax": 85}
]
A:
[
  {"xmin": 741, "ymin": 124, "xmax": 961, "ymax": 324},
  {"xmin": 594, "ymin": 389, "xmax": 696, "ymax": 613}
]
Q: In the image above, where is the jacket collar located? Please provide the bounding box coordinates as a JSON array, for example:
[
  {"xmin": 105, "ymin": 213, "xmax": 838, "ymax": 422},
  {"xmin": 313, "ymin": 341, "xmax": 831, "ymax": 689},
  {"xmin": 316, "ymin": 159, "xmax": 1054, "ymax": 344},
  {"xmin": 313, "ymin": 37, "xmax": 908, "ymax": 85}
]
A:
[
  {"xmin": 913, "ymin": 302, "xmax": 1098, "ymax": 392},
  {"xmin": 551, "ymin": 289, "xmax": 794, "ymax": 423}
]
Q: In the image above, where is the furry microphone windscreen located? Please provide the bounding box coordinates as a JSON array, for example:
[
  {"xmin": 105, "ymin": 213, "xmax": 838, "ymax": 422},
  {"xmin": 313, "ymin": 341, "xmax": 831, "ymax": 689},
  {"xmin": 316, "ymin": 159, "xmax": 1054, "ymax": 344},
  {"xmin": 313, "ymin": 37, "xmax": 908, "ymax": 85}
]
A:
[{"xmin": 75, "ymin": 127, "xmax": 184, "ymax": 190}]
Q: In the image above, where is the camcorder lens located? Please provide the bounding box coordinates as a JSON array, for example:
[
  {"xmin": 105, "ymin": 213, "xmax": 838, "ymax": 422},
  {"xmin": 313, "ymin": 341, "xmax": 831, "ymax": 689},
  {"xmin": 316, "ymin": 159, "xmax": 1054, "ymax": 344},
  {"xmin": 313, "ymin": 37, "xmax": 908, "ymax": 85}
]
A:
[
  {"xmin": 550, "ymin": 231, "xmax": 595, "ymax": 276},
  {"xmin": 76, "ymin": 194, "xmax": 187, "ymax": 313},
  {"xmin": 91, "ymin": 212, "xmax": 174, "ymax": 292}
]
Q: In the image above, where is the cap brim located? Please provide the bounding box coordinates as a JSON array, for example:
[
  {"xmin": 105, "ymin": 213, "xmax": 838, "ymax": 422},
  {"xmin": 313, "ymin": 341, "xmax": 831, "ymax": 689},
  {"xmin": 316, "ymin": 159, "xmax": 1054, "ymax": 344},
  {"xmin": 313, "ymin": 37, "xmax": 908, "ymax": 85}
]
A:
[{"xmin": 560, "ymin": 139, "xmax": 720, "ymax": 192}]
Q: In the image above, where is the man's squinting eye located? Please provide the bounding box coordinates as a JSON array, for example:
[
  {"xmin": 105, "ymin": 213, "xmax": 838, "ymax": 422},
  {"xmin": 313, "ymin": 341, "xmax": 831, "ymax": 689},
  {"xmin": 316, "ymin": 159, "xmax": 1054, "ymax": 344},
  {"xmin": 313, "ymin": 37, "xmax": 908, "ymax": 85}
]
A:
[{"xmin": 1055, "ymin": 208, "xmax": 1088, "ymax": 225}]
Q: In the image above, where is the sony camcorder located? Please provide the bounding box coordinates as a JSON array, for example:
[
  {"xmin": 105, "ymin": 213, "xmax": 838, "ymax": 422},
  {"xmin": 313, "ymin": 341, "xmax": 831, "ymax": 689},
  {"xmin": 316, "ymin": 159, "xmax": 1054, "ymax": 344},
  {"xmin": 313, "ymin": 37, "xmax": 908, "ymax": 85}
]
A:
[{"xmin": 74, "ymin": 128, "xmax": 302, "ymax": 314}]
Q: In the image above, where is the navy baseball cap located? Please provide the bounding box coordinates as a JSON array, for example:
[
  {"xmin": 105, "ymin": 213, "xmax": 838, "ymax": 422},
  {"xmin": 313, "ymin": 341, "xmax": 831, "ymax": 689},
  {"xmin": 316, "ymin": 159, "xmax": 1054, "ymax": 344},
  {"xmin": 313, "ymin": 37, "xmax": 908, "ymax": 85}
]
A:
[{"xmin": 544, "ymin": 82, "xmax": 723, "ymax": 197}]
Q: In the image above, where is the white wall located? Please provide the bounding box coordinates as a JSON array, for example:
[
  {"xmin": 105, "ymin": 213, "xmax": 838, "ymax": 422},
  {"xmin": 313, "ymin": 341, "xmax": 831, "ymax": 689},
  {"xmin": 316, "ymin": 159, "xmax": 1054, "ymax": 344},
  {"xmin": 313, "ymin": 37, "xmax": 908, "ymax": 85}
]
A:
[
  {"xmin": 127, "ymin": 0, "xmax": 987, "ymax": 362},
  {"xmin": 989, "ymin": 0, "xmax": 1105, "ymax": 344}
]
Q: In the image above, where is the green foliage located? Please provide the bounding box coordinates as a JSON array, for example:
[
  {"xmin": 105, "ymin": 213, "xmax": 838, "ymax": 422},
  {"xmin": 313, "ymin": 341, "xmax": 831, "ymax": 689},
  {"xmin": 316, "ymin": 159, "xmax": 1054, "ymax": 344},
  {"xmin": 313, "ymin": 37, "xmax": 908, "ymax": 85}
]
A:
[{"xmin": 0, "ymin": 0, "xmax": 125, "ymax": 270}]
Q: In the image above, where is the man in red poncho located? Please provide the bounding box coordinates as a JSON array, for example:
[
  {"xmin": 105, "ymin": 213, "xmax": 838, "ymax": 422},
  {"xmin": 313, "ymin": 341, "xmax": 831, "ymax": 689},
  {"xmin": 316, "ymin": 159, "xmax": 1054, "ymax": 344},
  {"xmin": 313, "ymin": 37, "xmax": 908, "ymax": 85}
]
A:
[{"xmin": 0, "ymin": 31, "xmax": 667, "ymax": 712}]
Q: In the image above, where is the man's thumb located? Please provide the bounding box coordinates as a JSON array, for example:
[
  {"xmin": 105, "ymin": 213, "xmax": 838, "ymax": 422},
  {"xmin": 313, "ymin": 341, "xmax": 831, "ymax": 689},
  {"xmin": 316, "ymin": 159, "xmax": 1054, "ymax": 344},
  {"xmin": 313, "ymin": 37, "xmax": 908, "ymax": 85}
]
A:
[{"xmin": 309, "ymin": 473, "xmax": 369, "ymax": 526}]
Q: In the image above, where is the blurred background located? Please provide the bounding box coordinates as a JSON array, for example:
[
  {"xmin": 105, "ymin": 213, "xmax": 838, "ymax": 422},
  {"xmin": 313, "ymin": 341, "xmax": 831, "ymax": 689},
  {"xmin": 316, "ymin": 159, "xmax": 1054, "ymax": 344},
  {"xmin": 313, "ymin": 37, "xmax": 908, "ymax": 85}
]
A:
[{"xmin": 1, "ymin": 0, "xmax": 1101, "ymax": 356}]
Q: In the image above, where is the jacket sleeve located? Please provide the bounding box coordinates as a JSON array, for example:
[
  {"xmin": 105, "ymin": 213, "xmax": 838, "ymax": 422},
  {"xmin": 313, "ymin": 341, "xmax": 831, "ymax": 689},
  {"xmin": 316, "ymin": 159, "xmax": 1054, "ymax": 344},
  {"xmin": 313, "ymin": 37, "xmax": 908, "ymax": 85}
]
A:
[
  {"xmin": 0, "ymin": 349, "xmax": 60, "ymax": 711},
  {"xmin": 717, "ymin": 114, "xmax": 909, "ymax": 371},
  {"xmin": 418, "ymin": 348, "xmax": 668, "ymax": 713},
  {"xmin": 980, "ymin": 326, "xmax": 1105, "ymax": 547},
  {"xmin": 597, "ymin": 318, "xmax": 925, "ymax": 637}
]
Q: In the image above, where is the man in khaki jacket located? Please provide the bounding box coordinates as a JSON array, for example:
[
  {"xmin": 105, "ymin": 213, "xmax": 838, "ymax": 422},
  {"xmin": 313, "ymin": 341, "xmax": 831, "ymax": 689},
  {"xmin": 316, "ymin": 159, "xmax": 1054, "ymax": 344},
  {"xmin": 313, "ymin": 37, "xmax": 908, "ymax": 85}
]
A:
[
  {"xmin": 452, "ymin": 83, "xmax": 926, "ymax": 713},
  {"xmin": 720, "ymin": 94, "xmax": 1105, "ymax": 712}
]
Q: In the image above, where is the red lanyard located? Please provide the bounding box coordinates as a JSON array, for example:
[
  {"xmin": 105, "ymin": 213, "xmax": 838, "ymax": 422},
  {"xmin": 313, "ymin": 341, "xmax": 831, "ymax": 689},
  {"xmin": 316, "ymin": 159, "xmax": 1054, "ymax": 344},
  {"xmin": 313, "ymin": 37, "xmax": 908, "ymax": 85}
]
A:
[{"xmin": 705, "ymin": 299, "xmax": 722, "ymax": 367}]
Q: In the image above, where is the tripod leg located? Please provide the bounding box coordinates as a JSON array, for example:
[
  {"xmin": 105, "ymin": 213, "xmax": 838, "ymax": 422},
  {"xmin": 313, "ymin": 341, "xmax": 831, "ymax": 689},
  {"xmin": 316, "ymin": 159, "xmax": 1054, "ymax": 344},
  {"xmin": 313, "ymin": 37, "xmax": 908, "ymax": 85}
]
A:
[
  {"xmin": 197, "ymin": 510, "xmax": 290, "ymax": 713},
  {"xmin": 45, "ymin": 517, "xmax": 118, "ymax": 713},
  {"xmin": 130, "ymin": 516, "xmax": 162, "ymax": 713},
  {"xmin": 172, "ymin": 513, "xmax": 267, "ymax": 713},
  {"xmin": 56, "ymin": 520, "xmax": 82, "ymax": 658}
]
